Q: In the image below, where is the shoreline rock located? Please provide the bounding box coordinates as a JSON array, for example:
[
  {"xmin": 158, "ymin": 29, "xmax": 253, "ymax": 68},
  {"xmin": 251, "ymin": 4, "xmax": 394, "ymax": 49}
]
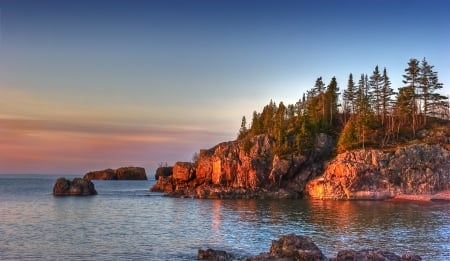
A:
[
  {"xmin": 84, "ymin": 166, "xmax": 147, "ymax": 180},
  {"xmin": 198, "ymin": 234, "xmax": 421, "ymax": 261},
  {"xmin": 151, "ymin": 134, "xmax": 330, "ymax": 198},
  {"xmin": 151, "ymin": 134, "xmax": 450, "ymax": 200},
  {"xmin": 53, "ymin": 177, "xmax": 97, "ymax": 196},
  {"xmin": 306, "ymin": 144, "xmax": 450, "ymax": 200}
]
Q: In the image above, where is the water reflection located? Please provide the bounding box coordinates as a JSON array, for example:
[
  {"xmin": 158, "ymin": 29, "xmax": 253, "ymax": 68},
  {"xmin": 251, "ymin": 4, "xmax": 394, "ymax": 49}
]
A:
[{"xmin": 217, "ymin": 199, "xmax": 450, "ymax": 258}]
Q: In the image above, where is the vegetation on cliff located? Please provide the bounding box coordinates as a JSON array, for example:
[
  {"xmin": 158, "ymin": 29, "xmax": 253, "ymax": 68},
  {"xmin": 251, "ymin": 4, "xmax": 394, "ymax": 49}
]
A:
[{"xmin": 237, "ymin": 58, "xmax": 449, "ymax": 155}]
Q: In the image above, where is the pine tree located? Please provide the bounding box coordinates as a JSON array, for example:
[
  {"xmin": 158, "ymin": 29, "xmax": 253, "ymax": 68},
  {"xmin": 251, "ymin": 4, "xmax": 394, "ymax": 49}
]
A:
[
  {"xmin": 314, "ymin": 77, "xmax": 326, "ymax": 123},
  {"xmin": 369, "ymin": 65, "xmax": 383, "ymax": 117},
  {"xmin": 402, "ymin": 58, "xmax": 420, "ymax": 136},
  {"xmin": 419, "ymin": 58, "xmax": 447, "ymax": 123},
  {"xmin": 238, "ymin": 116, "xmax": 248, "ymax": 139},
  {"xmin": 380, "ymin": 67, "xmax": 394, "ymax": 126},
  {"xmin": 343, "ymin": 73, "xmax": 356, "ymax": 123},
  {"xmin": 325, "ymin": 76, "xmax": 340, "ymax": 126},
  {"xmin": 337, "ymin": 118, "xmax": 359, "ymax": 152}
]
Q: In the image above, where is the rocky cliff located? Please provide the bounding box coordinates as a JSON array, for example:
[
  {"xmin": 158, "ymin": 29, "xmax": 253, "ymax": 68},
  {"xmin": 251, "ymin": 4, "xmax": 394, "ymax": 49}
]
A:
[
  {"xmin": 151, "ymin": 134, "xmax": 331, "ymax": 199},
  {"xmin": 84, "ymin": 167, "xmax": 147, "ymax": 180},
  {"xmin": 152, "ymin": 130, "xmax": 450, "ymax": 200},
  {"xmin": 306, "ymin": 144, "xmax": 450, "ymax": 200}
]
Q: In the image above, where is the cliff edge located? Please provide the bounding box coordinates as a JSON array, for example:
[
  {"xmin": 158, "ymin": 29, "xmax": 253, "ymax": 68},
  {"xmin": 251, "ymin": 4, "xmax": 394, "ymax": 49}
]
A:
[{"xmin": 152, "ymin": 132, "xmax": 450, "ymax": 200}]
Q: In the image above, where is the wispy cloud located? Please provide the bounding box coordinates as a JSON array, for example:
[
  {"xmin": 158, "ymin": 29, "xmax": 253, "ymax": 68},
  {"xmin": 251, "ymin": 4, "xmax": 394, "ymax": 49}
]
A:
[{"xmin": 0, "ymin": 116, "xmax": 231, "ymax": 174}]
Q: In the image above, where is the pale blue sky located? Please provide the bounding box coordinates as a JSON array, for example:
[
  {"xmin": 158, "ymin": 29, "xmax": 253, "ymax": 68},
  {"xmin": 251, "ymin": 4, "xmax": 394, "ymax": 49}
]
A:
[{"xmin": 1, "ymin": 0, "xmax": 449, "ymax": 174}]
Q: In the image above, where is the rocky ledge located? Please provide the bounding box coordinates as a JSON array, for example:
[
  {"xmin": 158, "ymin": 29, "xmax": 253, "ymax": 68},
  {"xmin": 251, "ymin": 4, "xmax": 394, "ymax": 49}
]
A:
[
  {"xmin": 306, "ymin": 144, "xmax": 450, "ymax": 200},
  {"xmin": 198, "ymin": 234, "xmax": 421, "ymax": 261},
  {"xmin": 53, "ymin": 177, "xmax": 97, "ymax": 196},
  {"xmin": 84, "ymin": 166, "xmax": 147, "ymax": 180},
  {"xmin": 151, "ymin": 132, "xmax": 450, "ymax": 200},
  {"xmin": 151, "ymin": 134, "xmax": 331, "ymax": 199}
]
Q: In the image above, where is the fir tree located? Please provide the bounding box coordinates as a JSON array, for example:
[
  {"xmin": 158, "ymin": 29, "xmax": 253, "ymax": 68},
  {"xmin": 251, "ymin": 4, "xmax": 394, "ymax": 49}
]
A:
[
  {"xmin": 369, "ymin": 65, "xmax": 383, "ymax": 117},
  {"xmin": 343, "ymin": 73, "xmax": 356, "ymax": 122},
  {"xmin": 402, "ymin": 58, "xmax": 420, "ymax": 136},
  {"xmin": 380, "ymin": 67, "xmax": 394, "ymax": 126}
]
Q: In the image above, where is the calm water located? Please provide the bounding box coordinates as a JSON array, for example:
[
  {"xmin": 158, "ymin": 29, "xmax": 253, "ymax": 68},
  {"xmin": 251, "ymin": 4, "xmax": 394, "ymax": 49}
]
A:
[{"xmin": 0, "ymin": 175, "xmax": 449, "ymax": 260}]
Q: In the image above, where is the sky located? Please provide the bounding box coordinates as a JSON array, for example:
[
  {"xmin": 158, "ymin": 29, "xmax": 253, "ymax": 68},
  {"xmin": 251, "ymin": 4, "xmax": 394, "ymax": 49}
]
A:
[{"xmin": 1, "ymin": 0, "xmax": 449, "ymax": 175}]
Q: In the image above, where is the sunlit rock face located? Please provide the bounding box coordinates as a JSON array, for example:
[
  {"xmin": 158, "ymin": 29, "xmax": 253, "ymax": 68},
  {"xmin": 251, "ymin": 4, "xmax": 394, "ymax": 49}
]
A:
[
  {"xmin": 306, "ymin": 144, "xmax": 450, "ymax": 200},
  {"xmin": 84, "ymin": 167, "xmax": 147, "ymax": 180},
  {"xmin": 53, "ymin": 177, "xmax": 97, "ymax": 196},
  {"xmin": 151, "ymin": 134, "xmax": 332, "ymax": 199}
]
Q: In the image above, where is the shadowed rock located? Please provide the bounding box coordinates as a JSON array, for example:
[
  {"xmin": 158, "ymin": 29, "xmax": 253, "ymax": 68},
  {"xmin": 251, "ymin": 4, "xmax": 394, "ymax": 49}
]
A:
[
  {"xmin": 198, "ymin": 248, "xmax": 233, "ymax": 261},
  {"xmin": 53, "ymin": 177, "xmax": 97, "ymax": 196},
  {"xmin": 155, "ymin": 166, "xmax": 173, "ymax": 180},
  {"xmin": 201, "ymin": 234, "xmax": 421, "ymax": 261},
  {"xmin": 84, "ymin": 167, "xmax": 147, "ymax": 180}
]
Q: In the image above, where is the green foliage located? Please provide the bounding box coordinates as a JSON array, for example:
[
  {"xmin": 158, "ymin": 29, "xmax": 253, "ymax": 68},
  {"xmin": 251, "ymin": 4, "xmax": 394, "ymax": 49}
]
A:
[
  {"xmin": 236, "ymin": 58, "xmax": 448, "ymax": 155},
  {"xmin": 338, "ymin": 118, "xmax": 359, "ymax": 152}
]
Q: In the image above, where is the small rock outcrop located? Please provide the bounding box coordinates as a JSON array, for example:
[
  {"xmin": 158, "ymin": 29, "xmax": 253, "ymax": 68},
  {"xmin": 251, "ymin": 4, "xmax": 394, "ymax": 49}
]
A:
[
  {"xmin": 53, "ymin": 177, "xmax": 97, "ymax": 196},
  {"xmin": 306, "ymin": 144, "xmax": 450, "ymax": 200},
  {"xmin": 84, "ymin": 167, "xmax": 147, "ymax": 180},
  {"xmin": 155, "ymin": 166, "xmax": 173, "ymax": 180},
  {"xmin": 200, "ymin": 234, "xmax": 421, "ymax": 260}
]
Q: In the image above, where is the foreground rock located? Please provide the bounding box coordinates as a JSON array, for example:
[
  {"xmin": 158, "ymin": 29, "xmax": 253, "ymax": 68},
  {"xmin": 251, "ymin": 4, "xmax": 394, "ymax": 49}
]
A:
[
  {"xmin": 306, "ymin": 144, "xmax": 450, "ymax": 200},
  {"xmin": 151, "ymin": 134, "xmax": 331, "ymax": 198},
  {"xmin": 198, "ymin": 248, "xmax": 233, "ymax": 261},
  {"xmin": 84, "ymin": 167, "xmax": 147, "ymax": 180},
  {"xmin": 199, "ymin": 234, "xmax": 421, "ymax": 261},
  {"xmin": 53, "ymin": 177, "xmax": 97, "ymax": 196}
]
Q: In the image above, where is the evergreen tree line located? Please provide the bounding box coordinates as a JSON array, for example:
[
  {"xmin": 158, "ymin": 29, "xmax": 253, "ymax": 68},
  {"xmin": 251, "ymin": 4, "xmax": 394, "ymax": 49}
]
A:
[{"xmin": 238, "ymin": 58, "xmax": 449, "ymax": 155}]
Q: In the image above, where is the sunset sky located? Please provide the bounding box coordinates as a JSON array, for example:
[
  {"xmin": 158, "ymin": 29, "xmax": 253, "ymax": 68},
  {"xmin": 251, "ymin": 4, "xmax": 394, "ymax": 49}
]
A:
[{"xmin": 1, "ymin": 0, "xmax": 449, "ymax": 175}]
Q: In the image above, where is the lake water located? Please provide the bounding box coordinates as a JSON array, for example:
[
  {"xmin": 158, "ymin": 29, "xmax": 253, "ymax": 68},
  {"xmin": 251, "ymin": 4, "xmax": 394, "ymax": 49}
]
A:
[{"xmin": 0, "ymin": 174, "xmax": 449, "ymax": 260}]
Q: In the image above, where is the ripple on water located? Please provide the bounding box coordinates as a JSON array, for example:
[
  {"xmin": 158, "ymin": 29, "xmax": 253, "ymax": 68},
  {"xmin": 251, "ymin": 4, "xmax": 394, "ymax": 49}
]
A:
[{"xmin": 0, "ymin": 176, "xmax": 449, "ymax": 260}]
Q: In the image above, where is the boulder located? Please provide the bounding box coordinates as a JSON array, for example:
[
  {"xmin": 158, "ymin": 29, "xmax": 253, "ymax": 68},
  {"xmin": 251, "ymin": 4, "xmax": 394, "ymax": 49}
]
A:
[
  {"xmin": 205, "ymin": 234, "xmax": 421, "ymax": 261},
  {"xmin": 248, "ymin": 234, "xmax": 326, "ymax": 261},
  {"xmin": 198, "ymin": 248, "xmax": 233, "ymax": 261},
  {"xmin": 84, "ymin": 167, "xmax": 147, "ymax": 180},
  {"xmin": 53, "ymin": 177, "xmax": 97, "ymax": 196}
]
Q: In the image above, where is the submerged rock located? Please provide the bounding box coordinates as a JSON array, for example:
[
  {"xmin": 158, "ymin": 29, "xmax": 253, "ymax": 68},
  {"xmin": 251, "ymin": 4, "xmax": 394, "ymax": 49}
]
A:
[
  {"xmin": 53, "ymin": 177, "xmax": 97, "ymax": 196},
  {"xmin": 84, "ymin": 166, "xmax": 147, "ymax": 180}
]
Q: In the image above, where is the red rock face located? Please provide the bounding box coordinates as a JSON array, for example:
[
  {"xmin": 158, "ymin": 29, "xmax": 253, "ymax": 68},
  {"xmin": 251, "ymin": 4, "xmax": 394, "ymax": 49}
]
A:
[
  {"xmin": 150, "ymin": 134, "xmax": 318, "ymax": 199},
  {"xmin": 172, "ymin": 162, "xmax": 195, "ymax": 182},
  {"xmin": 306, "ymin": 144, "xmax": 450, "ymax": 200}
]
